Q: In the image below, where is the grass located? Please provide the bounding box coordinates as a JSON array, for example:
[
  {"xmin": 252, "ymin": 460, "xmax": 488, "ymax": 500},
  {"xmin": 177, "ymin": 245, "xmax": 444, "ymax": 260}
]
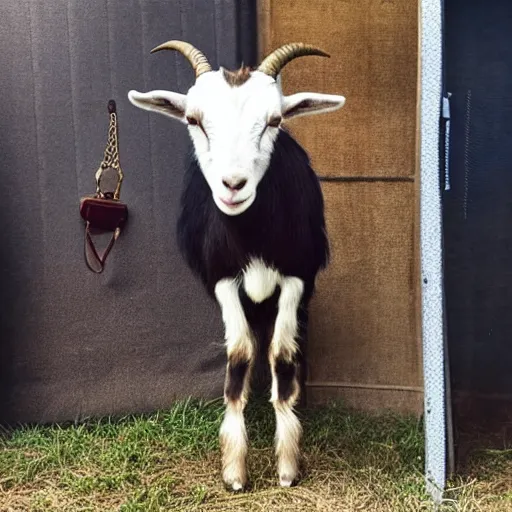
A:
[{"xmin": 0, "ymin": 398, "xmax": 510, "ymax": 511}]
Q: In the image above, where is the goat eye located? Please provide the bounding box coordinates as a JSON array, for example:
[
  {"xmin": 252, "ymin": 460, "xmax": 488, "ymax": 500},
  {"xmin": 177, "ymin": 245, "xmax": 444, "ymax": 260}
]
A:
[
  {"xmin": 186, "ymin": 116, "xmax": 198, "ymax": 126},
  {"xmin": 267, "ymin": 116, "xmax": 282, "ymax": 128}
]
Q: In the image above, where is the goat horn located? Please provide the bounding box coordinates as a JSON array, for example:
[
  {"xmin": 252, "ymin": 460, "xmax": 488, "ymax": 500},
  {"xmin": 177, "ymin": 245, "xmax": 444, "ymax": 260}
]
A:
[
  {"xmin": 258, "ymin": 43, "xmax": 330, "ymax": 79},
  {"xmin": 150, "ymin": 40, "xmax": 212, "ymax": 78}
]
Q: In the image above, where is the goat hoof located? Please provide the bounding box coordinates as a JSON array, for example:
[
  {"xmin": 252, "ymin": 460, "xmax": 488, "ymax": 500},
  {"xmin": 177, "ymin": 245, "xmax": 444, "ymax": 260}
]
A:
[
  {"xmin": 224, "ymin": 480, "xmax": 245, "ymax": 493},
  {"xmin": 279, "ymin": 476, "xmax": 296, "ymax": 488},
  {"xmin": 232, "ymin": 481, "xmax": 244, "ymax": 492}
]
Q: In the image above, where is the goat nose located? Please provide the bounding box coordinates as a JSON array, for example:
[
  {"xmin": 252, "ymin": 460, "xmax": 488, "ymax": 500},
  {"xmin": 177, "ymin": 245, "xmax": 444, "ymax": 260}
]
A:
[{"xmin": 222, "ymin": 177, "xmax": 247, "ymax": 191}]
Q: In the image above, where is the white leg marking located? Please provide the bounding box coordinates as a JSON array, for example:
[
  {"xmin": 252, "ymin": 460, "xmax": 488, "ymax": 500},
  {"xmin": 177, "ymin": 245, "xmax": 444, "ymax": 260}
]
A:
[
  {"xmin": 270, "ymin": 277, "xmax": 304, "ymax": 363},
  {"xmin": 274, "ymin": 400, "xmax": 302, "ymax": 487},
  {"xmin": 215, "ymin": 278, "xmax": 254, "ymax": 490},
  {"xmin": 215, "ymin": 278, "xmax": 253, "ymax": 359},
  {"xmin": 243, "ymin": 258, "xmax": 281, "ymax": 304},
  {"xmin": 269, "ymin": 276, "xmax": 304, "ymax": 486},
  {"xmin": 219, "ymin": 399, "xmax": 249, "ymax": 491}
]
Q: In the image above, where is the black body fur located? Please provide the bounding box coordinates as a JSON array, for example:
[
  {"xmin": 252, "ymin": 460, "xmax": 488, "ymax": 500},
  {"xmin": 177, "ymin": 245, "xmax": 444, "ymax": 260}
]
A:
[
  {"xmin": 176, "ymin": 129, "xmax": 329, "ymax": 394},
  {"xmin": 225, "ymin": 359, "xmax": 250, "ymax": 402}
]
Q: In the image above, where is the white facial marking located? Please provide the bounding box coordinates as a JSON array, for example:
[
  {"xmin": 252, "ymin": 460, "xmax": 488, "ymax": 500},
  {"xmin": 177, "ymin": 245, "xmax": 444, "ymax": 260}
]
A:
[
  {"xmin": 185, "ymin": 71, "xmax": 281, "ymax": 216},
  {"xmin": 243, "ymin": 258, "xmax": 281, "ymax": 303},
  {"xmin": 128, "ymin": 69, "xmax": 345, "ymax": 216}
]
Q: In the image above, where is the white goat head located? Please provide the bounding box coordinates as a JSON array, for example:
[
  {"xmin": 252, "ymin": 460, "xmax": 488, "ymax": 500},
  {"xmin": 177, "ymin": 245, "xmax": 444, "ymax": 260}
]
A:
[{"xmin": 128, "ymin": 41, "xmax": 345, "ymax": 216}]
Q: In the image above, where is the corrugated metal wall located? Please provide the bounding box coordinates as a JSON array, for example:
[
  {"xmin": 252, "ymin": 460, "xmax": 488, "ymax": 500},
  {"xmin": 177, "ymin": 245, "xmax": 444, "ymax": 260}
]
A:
[
  {"xmin": 0, "ymin": 0, "xmax": 250, "ymax": 424},
  {"xmin": 259, "ymin": 0, "xmax": 422, "ymax": 414}
]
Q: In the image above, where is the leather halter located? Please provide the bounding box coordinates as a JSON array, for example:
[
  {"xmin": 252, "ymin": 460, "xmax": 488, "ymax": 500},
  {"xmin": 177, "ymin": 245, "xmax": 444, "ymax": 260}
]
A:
[{"xmin": 79, "ymin": 100, "xmax": 128, "ymax": 273}]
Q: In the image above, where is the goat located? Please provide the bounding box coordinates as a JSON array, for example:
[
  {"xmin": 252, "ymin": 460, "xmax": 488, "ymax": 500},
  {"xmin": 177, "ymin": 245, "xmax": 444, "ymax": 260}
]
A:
[{"xmin": 128, "ymin": 40, "xmax": 345, "ymax": 491}]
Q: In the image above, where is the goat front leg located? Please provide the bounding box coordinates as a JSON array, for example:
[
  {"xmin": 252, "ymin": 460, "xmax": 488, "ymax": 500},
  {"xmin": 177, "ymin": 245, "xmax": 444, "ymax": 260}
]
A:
[
  {"xmin": 269, "ymin": 276, "xmax": 304, "ymax": 487},
  {"xmin": 215, "ymin": 278, "xmax": 254, "ymax": 492}
]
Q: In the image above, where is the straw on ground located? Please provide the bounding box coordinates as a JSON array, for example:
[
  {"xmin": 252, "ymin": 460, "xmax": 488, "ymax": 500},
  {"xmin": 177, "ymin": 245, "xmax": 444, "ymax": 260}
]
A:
[{"xmin": 0, "ymin": 398, "xmax": 510, "ymax": 511}]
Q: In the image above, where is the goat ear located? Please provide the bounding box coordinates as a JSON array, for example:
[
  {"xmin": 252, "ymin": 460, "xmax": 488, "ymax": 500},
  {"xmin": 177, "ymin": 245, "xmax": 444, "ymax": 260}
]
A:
[
  {"xmin": 128, "ymin": 90, "xmax": 187, "ymax": 123},
  {"xmin": 282, "ymin": 92, "xmax": 345, "ymax": 120}
]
